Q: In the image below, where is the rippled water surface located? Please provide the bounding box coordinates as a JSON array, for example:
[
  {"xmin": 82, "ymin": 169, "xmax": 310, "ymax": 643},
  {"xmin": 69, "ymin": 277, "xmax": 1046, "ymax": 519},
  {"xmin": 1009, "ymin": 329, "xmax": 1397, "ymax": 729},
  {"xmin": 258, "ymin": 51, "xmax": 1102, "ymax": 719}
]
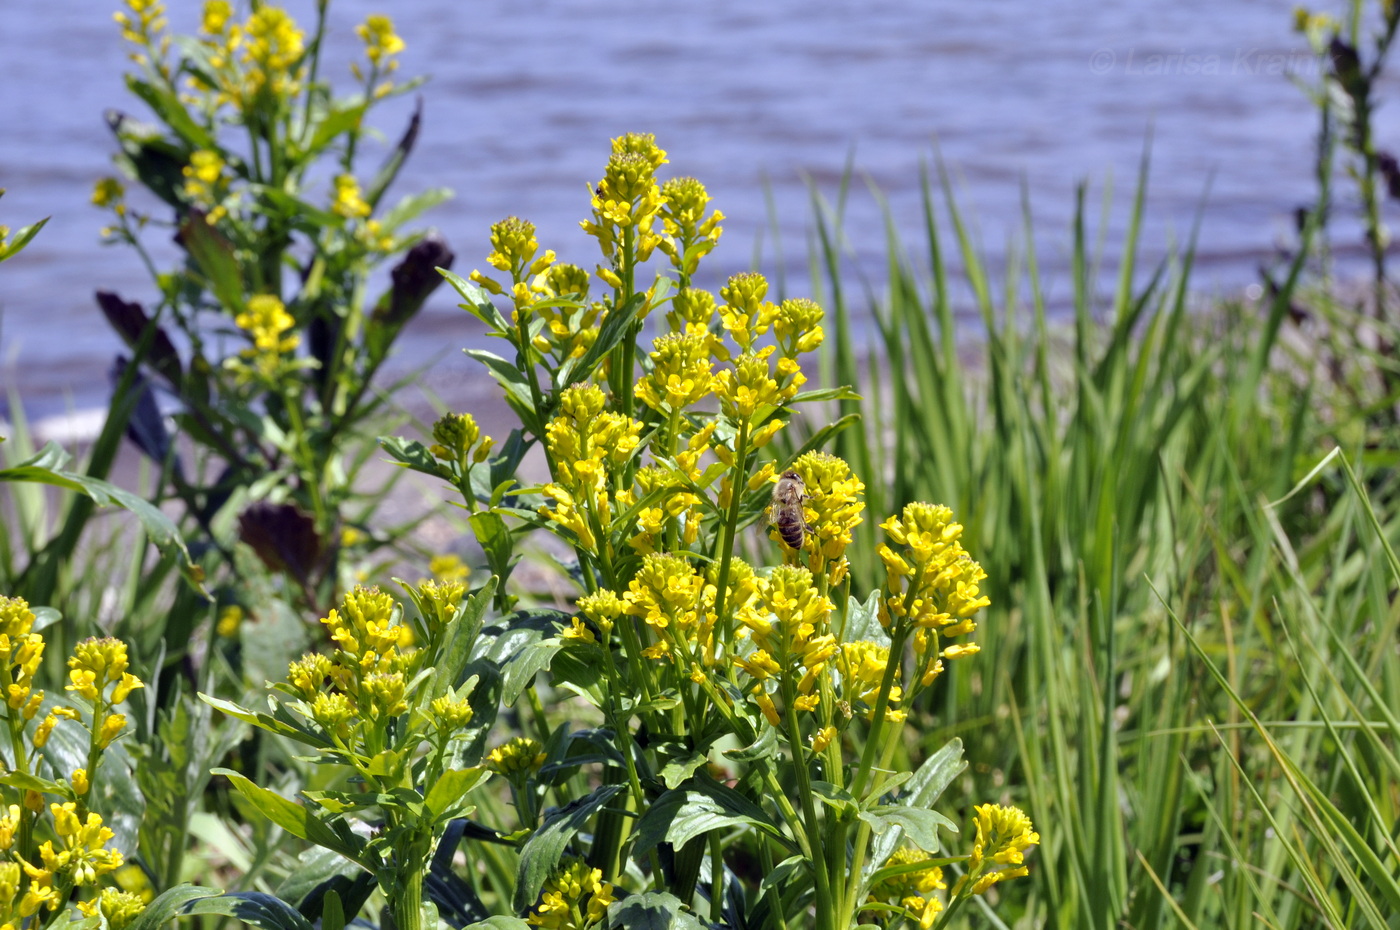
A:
[{"xmin": 1, "ymin": 0, "xmax": 1389, "ymax": 420}]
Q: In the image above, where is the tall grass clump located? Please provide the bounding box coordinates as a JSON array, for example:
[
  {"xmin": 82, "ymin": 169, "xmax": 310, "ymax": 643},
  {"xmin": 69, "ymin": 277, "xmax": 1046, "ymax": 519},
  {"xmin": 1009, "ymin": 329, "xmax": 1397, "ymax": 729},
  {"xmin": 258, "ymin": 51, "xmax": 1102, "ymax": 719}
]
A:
[{"xmin": 796, "ymin": 123, "xmax": 1400, "ymax": 921}]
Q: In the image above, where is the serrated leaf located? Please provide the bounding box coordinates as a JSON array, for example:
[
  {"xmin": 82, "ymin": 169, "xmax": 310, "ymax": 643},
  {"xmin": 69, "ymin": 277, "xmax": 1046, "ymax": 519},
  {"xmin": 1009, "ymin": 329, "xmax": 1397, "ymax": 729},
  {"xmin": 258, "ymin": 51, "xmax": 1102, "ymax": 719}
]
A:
[{"xmin": 514, "ymin": 784, "xmax": 624, "ymax": 912}]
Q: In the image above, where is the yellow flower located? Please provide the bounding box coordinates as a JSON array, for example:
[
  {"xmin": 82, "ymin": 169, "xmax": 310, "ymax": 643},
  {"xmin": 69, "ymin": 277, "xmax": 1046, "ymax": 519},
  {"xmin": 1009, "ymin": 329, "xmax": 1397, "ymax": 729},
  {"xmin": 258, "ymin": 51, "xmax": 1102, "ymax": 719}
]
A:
[
  {"xmin": 486, "ymin": 737, "xmax": 545, "ymax": 776},
  {"xmin": 581, "ymin": 135, "xmax": 667, "ymax": 268},
  {"xmin": 657, "ymin": 177, "xmax": 724, "ymax": 275},
  {"xmin": 216, "ymin": 604, "xmax": 244, "ymax": 638},
  {"xmin": 92, "ymin": 177, "xmax": 126, "ymax": 213},
  {"xmin": 287, "ymin": 652, "xmax": 333, "ymax": 700},
  {"xmin": 635, "ymin": 331, "xmax": 714, "ymax": 413},
  {"xmin": 71, "ymin": 768, "xmax": 90, "ymax": 796},
  {"xmin": 774, "ymin": 297, "xmax": 824, "ymax": 356},
  {"xmin": 576, "ymin": 590, "xmax": 624, "ymax": 636},
  {"xmin": 718, "ymin": 272, "xmax": 779, "ymax": 351},
  {"xmin": 715, "ymin": 350, "xmax": 792, "ymax": 421},
  {"xmin": 528, "ymin": 857, "xmax": 616, "ymax": 929},
  {"xmin": 963, "ymin": 804, "xmax": 1039, "ymax": 894},
  {"xmin": 429, "ymin": 694, "xmax": 474, "ymax": 729},
  {"xmin": 430, "ymin": 412, "xmax": 492, "ymax": 464},
  {"xmin": 356, "ymin": 14, "xmax": 404, "ymax": 66},
  {"xmin": 200, "ymin": 0, "xmax": 233, "ymax": 35},
  {"xmin": 331, "ymin": 174, "xmax": 371, "ymax": 219},
  {"xmin": 241, "ymin": 6, "xmax": 306, "ymax": 101},
  {"xmin": 791, "ymin": 451, "xmax": 865, "ymax": 572},
  {"xmin": 0, "ymin": 596, "xmax": 35, "ymax": 639},
  {"xmin": 837, "ymin": 641, "xmax": 903, "ymax": 719},
  {"xmin": 232, "ymin": 294, "xmax": 299, "ymax": 378},
  {"xmin": 95, "ymin": 888, "xmax": 147, "ymax": 930},
  {"xmin": 97, "ymin": 713, "xmax": 128, "ymax": 749},
  {"xmin": 624, "ymin": 553, "xmax": 711, "ymax": 658},
  {"xmin": 67, "ymin": 637, "xmax": 143, "ymax": 705},
  {"xmin": 429, "ymin": 553, "xmax": 470, "ymax": 583}
]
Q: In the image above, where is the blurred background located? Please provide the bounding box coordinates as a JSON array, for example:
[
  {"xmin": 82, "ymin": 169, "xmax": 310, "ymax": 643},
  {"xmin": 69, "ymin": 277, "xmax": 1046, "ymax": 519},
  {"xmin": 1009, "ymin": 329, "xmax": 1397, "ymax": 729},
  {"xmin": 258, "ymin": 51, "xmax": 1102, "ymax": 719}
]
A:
[{"xmin": 0, "ymin": 0, "xmax": 1386, "ymax": 425}]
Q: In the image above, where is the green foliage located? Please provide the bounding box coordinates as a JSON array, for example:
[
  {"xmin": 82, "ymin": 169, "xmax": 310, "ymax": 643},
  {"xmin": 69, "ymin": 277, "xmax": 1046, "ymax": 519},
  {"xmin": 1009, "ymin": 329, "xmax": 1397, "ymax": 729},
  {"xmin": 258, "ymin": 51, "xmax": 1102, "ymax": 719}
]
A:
[{"xmin": 93, "ymin": 0, "xmax": 453, "ymax": 619}]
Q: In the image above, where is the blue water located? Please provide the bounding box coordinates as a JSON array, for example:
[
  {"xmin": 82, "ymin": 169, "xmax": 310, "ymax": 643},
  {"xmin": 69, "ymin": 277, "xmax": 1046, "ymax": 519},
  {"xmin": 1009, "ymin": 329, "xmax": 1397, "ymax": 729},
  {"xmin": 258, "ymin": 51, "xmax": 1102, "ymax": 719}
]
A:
[{"xmin": 0, "ymin": 0, "xmax": 1389, "ymax": 422}]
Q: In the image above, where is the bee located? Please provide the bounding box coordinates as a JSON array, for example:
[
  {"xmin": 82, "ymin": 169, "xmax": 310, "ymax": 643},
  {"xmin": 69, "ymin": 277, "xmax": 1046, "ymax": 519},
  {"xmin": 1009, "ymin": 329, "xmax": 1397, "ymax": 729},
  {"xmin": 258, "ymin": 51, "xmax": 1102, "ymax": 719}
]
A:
[{"xmin": 769, "ymin": 470, "xmax": 813, "ymax": 551}]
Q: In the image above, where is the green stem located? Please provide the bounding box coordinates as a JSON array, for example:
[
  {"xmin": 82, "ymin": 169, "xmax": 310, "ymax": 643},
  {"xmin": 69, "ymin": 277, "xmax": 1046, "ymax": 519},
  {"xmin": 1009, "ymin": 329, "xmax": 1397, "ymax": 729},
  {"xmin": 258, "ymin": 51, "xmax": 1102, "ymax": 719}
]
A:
[
  {"xmin": 780, "ymin": 679, "xmax": 834, "ymax": 930},
  {"xmin": 710, "ymin": 418, "xmax": 752, "ymax": 648}
]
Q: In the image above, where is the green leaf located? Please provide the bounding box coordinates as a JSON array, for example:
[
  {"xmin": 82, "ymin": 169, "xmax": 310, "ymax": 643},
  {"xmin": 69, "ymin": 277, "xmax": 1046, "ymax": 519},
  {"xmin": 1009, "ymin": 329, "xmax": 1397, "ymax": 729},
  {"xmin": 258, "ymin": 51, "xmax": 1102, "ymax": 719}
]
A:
[
  {"xmin": 215, "ymin": 770, "xmax": 366, "ymax": 864},
  {"xmin": 466, "ymin": 348, "xmax": 537, "ymax": 414},
  {"xmin": 634, "ymin": 778, "xmax": 791, "ymax": 858},
  {"xmin": 556, "ymin": 291, "xmax": 648, "ymax": 390},
  {"xmin": 276, "ymin": 846, "xmax": 374, "ymax": 923},
  {"xmin": 441, "ymin": 268, "xmax": 509, "ymax": 332},
  {"xmin": 199, "ymin": 695, "xmax": 329, "ymax": 749},
  {"xmin": 787, "ymin": 385, "xmax": 863, "ymax": 404},
  {"xmin": 180, "ymin": 209, "xmax": 245, "ymax": 312},
  {"xmin": 425, "ymin": 577, "xmax": 497, "ymax": 704},
  {"xmin": 470, "ymin": 510, "xmax": 516, "ymax": 582},
  {"xmin": 305, "ymin": 101, "xmax": 369, "ymax": 160},
  {"xmin": 659, "ymin": 751, "xmax": 711, "ymax": 791},
  {"xmin": 379, "ymin": 188, "xmax": 453, "ymax": 232},
  {"xmin": 0, "ymin": 216, "xmax": 48, "ymax": 262},
  {"xmin": 125, "ymin": 885, "xmax": 223, "ymax": 930},
  {"xmin": 866, "ymin": 739, "xmax": 965, "ymax": 882},
  {"xmin": 502, "ymin": 639, "xmax": 563, "ymax": 706},
  {"xmin": 463, "ymin": 919, "xmax": 531, "ymax": 930},
  {"xmin": 423, "ymin": 767, "xmax": 487, "ymax": 825},
  {"xmin": 857, "ymin": 804, "xmax": 957, "ymax": 854},
  {"xmin": 606, "ymin": 892, "xmax": 706, "ymax": 930},
  {"xmin": 183, "ymin": 892, "xmax": 315, "ymax": 930},
  {"xmin": 514, "ymin": 784, "xmax": 624, "ymax": 912},
  {"xmin": 723, "ymin": 723, "xmax": 777, "ymax": 763},
  {"xmin": 0, "ymin": 442, "xmax": 197, "ymax": 580},
  {"xmin": 125, "ymin": 78, "xmax": 216, "ymax": 151},
  {"xmin": 378, "ymin": 436, "xmax": 448, "ymax": 480}
]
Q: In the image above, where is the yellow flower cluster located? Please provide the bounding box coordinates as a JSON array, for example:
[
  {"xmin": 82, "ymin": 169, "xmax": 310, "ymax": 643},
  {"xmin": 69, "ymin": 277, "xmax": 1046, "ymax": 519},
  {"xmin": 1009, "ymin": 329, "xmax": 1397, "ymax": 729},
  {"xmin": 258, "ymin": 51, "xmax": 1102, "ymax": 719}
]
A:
[
  {"xmin": 230, "ymin": 294, "xmax": 299, "ymax": 383},
  {"xmin": 835, "ymin": 641, "xmax": 902, "ymax": 722},
  {"xmin": 538, "ymin": 385, "xmax": 643, "ymax": 549},
  {"xmin": 113, "ymin": 0, "xmax": 171, "ymax": 70},
  {"xmin": 331, "ymin": 175, "xmax": 371, "ymax": 220},
  {"xmin": 790, "ymin": 451, "xmax": 865, "ymax": 578},
  {"xmin": 355, "ymin": 15, "xmax": 406, "ymax": 69},
  {"xmin": 429, "ymin": 412, "xmax": 495, "ymax": 468},
  {"xmin": 622, "ymin": 553, "xmax": 712, "ymax": 662},
  {"xmin": 656, "ymin": 177, "xmax": 724, "ymax": 277},
  {"xmin": 183, "ymin": 150, "xmax": 227, "ymax": 220},
  {"xmin": 867, "ymin": 846, "xmax": 946, "ymax": 929},
  {"xmin": 735, "ymin": 566, "xmax": 837, "ymax": 725},
  {"xmin": 288, "ymin": 587, "xmax": 411, "ymax": 734},
  {"xmin": 634, "ymin": 331, "xmax": 714, "ymax": 414},
  {"xmin": 0, "ymin": 597, "xmax": 47, "ymax": 726},
  {"xmin": 183, "ymin": 1, "xmax": 306, "ymax": 111},
  {"xmin": 878, "ymin": 503, "xmax": 990, "ymax": 690},
  {"xmin": 0, "ymin": 598, "xmax": 146, "ymax": 929},
  {"xmin": 961, "ymin": 804, "xmax": 1040, "ymax": 895},
  {"xmin": 581, "ymin": 133, "xmax": 668, "ymax": 276},
  {"xmin": 91, "ymin": 178, "xmax": 126, "ymax": 215},
  {"xmin": 485, "ymin": 737, "xmax": 545, "ymax": 777},
  {"xmin": 527, "ymin": 857, "xmax": 617, "ymax": 930}
]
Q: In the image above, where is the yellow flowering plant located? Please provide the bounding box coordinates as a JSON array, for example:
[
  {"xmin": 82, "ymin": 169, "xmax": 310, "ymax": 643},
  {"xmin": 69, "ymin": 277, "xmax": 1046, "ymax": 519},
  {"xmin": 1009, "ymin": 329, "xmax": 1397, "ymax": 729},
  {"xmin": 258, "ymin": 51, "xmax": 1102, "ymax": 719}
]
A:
[
  {"xmin": 92, "ymin": 0, "xmax": 454, "ymax": 618},
  {"xmin": 0, "ymin": 596, "xmax": 147, "ymax": 930},
  {"xmin": 378, "ymin": 137, "xmax": 1038, "ymax": 928},
  {"xmin": 201, "ymin": 579, "xmax": 498, "ymax": 930}
]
